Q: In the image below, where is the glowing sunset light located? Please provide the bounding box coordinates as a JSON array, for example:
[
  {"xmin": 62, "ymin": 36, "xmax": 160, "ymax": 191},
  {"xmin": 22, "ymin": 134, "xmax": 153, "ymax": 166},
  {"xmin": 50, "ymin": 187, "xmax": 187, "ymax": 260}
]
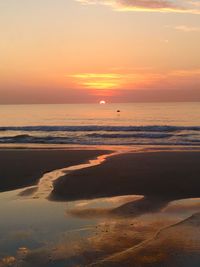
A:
[
  {"xmin": 71, "ymin": 73, "xmax": 122, "ymax": 79},
  {"xmin": 100, "ymin": 100, "xmax": 106, "ymax": 104},
  {"xmin": 68, "ymin": 71, "xmax": 168, "ymax": 91},
  {"xmin": 70, "ymin": 73, "xmax": 123, "ymax": 90},
  {"xmin": 1, "ymin": 0, "xmax": 200, "ymax": 103},
  {"xmin": 82, "ymin": 81, "xmax": 119, "ymax": 89},
  {"xmin": 76, "ymin": 0, "xmax": 200, "ymax": 14}
]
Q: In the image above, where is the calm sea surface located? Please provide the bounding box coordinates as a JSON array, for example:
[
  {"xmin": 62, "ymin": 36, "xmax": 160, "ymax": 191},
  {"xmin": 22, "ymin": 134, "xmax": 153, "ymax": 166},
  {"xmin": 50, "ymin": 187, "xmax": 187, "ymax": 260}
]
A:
[{"xmin": 0, "ymin": 102, "xmax": 200, "ymax": 146}]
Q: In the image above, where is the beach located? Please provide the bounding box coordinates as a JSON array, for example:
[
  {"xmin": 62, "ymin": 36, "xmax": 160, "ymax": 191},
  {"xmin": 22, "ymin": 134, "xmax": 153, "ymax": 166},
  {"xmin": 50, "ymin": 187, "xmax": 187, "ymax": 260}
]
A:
[
  {"xmin": 2, "ymin": 148, "xmax": 200, "ymax": 201},
  {"xmin": 51, "ymin": 149, "xmax": 200, "ymax": 202},
  {"xmin": 0, "ymin": 149, "xmax": 109, "ymax": 192},
  {"xmin": 0, "ymin": 147, "xmax": 200, "ymax": 266}
]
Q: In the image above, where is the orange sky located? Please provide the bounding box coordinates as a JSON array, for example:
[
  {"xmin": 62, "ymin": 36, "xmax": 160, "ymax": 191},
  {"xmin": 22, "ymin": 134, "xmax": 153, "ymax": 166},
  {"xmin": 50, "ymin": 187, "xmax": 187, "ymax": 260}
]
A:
[{"xmin": 0, "ymin": 0, "xmax": 200, "ymax": 103}]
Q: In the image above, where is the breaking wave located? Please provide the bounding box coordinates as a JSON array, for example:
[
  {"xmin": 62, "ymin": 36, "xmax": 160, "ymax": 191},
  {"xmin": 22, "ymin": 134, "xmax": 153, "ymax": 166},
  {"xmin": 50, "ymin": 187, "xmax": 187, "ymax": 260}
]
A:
[
  {"xmin": 0, "ymin": 125, "xmax": 199, "ymax": 145},
  {"xmin": 0, "ymin": 125, "xmax": 200, "ymax": 132}
]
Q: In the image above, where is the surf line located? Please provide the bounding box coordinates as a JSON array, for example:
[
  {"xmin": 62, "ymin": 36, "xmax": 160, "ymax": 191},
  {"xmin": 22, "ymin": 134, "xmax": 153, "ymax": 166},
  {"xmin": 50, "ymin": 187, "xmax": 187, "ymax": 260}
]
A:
[{"xmin": 20, "ymin": 150, "xmax": 121, "ymax": 200}]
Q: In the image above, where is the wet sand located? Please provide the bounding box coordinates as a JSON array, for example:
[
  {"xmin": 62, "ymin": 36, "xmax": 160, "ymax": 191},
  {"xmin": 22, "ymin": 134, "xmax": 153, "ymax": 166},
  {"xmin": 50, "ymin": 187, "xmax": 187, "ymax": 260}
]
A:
[
  {"xmin": 1, "ymin": 149, "xmax": 200, "ymax": 202},
  {"xmin": 0, "ymin": 148, "xmax": 200, "ymax": 266},
  {"xmin": 51, "ymin": 150, "xmax": 200, "ymax": 202},
  {"xmin": 0, "ymin": 149, "xmax": 110, "ymax": 192},
  {"xmin": 87, "ymin": 211, "xmax": 200, "ymax": 267}
]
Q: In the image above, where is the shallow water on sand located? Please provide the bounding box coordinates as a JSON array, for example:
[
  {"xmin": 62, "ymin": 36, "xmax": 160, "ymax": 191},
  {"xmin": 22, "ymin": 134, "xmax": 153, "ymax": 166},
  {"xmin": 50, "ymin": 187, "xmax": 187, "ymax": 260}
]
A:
[
  {"xmin": 1, "ymin": 191, "xmax": 200, "ymax": 267},
  {"xmin": 1, "ymin": 152, "xmax": 200, "ymax": 266}
]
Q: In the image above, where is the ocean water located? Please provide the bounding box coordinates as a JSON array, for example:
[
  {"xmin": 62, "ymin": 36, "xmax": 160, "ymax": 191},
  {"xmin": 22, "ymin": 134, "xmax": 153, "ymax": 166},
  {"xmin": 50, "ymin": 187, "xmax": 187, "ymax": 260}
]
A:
[{"xmin": 0, "ymin": 102, "xmax": 200, "ymax": 146}]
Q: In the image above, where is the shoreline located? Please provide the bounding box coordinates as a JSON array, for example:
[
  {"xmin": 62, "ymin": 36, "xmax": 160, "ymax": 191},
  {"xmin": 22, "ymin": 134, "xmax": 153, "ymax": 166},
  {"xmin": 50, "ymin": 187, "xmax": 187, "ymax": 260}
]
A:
[
  {"xmin": 1, "ymin": 146, "xmax": 200, "ymax": 201},
  {"xmin": 1, "ymin": 143, "xmax": 200, "ymax": 151},
  {"xmin": 1, "ymin": 146, "xmax": 200, "ymax": 266},
  {"xmin": 50, "ymin": 149, "xmax": 200, "ymax": 203},
  {"xmin": 0, "ymin": 149, "xmax": 111, "ymax": 192}
]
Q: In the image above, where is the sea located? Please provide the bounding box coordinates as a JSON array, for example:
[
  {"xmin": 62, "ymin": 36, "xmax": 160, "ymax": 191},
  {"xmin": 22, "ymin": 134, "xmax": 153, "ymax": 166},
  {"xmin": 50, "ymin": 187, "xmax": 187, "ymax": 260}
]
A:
[{"xmin": 0, "ymin": 102, "xmax": 200, "ymax": 146}]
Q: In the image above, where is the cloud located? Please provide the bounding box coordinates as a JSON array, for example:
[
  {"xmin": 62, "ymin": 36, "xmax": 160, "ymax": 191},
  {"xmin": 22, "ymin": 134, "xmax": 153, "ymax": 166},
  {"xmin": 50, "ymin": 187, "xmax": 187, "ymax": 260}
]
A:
[
  {"xmin": 69, "ymin": 68, "xmax": 200, "ymax": 92},
  {"xmin": 68, "ymin": 71, "xmax": 164, "ymax": 90},
  {"xmin": 76, "ymin": 0, "xmax": 200, "ymax": 14},
  {"xmin": 69, "ymin": 73, "xmax": 125, "ymax": 89},
  {"xmin": 174, "ymin": 25, "xmax": 200, "ymax": 32}
]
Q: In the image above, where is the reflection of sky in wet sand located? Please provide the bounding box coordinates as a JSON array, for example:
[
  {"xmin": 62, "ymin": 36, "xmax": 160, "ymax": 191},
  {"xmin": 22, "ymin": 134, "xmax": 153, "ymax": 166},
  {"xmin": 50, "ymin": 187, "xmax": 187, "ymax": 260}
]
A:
[{"xmin": 1, "ymin": 189, "xmax": 200, "ymax": 266}]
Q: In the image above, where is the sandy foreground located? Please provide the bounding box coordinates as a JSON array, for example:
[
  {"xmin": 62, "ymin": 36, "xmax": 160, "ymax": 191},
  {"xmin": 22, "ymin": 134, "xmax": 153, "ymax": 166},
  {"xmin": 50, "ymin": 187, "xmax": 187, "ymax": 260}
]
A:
[
  {"xmin": 0, "ymin": 149, "xmax": 110, "ymax": 192},
  {"xmin": 1, "ymin": 148, "xmax": 200, "ymax": 201},
  {"xmin": 0, "ymin": 148, "xmax": 200, "ymax": 266},
  {"xmin": 51, "ymin": 150, "xmax": 200, "ymax": 202}
]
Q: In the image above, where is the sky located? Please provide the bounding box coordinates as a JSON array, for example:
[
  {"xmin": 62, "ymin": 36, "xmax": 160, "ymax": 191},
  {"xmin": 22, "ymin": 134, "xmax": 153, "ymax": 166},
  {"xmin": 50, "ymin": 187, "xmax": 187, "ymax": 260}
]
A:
[{"xmin": 0, "ymin": 0, "xmax": 200, "ymax": 104}]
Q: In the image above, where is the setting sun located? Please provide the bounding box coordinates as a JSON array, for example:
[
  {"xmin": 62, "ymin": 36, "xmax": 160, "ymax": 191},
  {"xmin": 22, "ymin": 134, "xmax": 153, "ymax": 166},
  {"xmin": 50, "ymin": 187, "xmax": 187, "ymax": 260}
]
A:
[{"xmin": 99, "ymin": 100, "xmax": 106, "ymax": 104}]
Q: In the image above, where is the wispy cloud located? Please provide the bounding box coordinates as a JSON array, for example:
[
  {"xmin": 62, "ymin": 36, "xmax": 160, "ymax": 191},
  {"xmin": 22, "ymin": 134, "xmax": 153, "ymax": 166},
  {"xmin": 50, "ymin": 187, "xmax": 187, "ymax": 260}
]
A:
[
  {"xmin": 68, "ymin": 71, "xmax": 164, "ymax": 90},
  {"xmin": 68, "ymin": 68, "xmax": 200, "ymax": 91},
  {"xmin": 69, "ymin": 73, "xmax": 123, "ymax": 89},
  {"xmin": 174, "ymin": 25, "xmax": 200, "ymax": 32},
  {"xmin": 76, "ymin": 0, "xmax": 200, "ymax": 14}
]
